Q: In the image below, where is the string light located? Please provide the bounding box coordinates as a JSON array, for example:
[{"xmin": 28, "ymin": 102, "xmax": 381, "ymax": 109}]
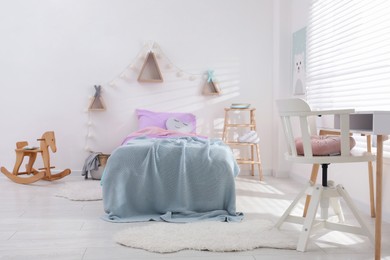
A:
[
  {"xmin": 152, "ymin": 42, "xmax": 204, "ymax": 80},
  {"xmin": 100, "ymin": 41, "xmax": 209, "ymax": 89},
  {"xmin": 120, "ymin": 72, "xmax": 128, "ymax": 79},
  {"xmin": 84, "ymin": 41, "xmax": 216, "ymax": 153},
  {"xmin": 84, "ymin": 111, "xmax": 92, "ymax": 153}
]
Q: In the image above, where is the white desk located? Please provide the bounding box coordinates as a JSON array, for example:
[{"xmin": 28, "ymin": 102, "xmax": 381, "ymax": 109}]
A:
[{"xmin": 335, "ymin": 111, "xmax": 390, "ymax": 260}]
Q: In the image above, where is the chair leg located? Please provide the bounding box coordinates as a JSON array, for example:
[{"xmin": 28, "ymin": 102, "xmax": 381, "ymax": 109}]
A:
[
  {"xmin": 320, "ymin": 194, "xmax": 330, "ymax": 220},
  {"xmin": 336, "ymin": 184, "xmax": 374, "ymax": 243},
  {"xmin": 297, "ymin": 184, "xmax": 323, "ymax": 252},
  {"xmin": 330, "ymin": 197, "xmax": 345, "ymax": 223},
  {"xmin": 275, "ymin": 182, "xmax": 312, "ymax": 229},
  {"xmin": 278, "ymin": 180, "xmax": 372, "ymax": 252},
  {"xmin": 327, "ymin": 180, "xmax": 345, "ymax": 223},
  {"xmin": 303, "ymin": 164, "xmax": 319, "ymax": 217}
]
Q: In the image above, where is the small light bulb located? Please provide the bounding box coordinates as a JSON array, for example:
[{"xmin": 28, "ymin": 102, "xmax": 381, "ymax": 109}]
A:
[
  {"xmin": 176, "ymin": 71, "xmax": 183, "ymax": 77},
  {"xmin": 141, "ymin": 53, "xmax": 148, "ymax": 59}
]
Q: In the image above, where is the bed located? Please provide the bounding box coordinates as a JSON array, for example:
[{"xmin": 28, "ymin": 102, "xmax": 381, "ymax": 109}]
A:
[
  {"xmin": 101, "ymin": 109, "xmax": 243, "ymax": 223},
  {"xmin": 101, "ymin": 108, "xmax": 243, "ymax": 222}
]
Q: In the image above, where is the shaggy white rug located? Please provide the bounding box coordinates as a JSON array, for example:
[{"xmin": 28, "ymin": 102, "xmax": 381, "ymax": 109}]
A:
[
  {"xmin": 115, "ymin": 219, "xmax": 298, "ymax": 253},
  {"xmin": 55, "ymin": 180, "xmax": 102, "ymax": 201}
]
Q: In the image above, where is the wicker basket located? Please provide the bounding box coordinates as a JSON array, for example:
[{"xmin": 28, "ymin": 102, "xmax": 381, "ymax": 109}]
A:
[
  {"xmin": 90, "ymin": 153, "xmax": 110, "ymax": 180},
  {"xmin": 98, "ymin": 153, "xmax": 110, "ymax": 166}
]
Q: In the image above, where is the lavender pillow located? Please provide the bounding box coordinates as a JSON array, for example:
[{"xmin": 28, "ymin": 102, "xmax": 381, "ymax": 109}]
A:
[{"xmin": 136, "ymin": 109, "xmax": 196, "ymax": 133}]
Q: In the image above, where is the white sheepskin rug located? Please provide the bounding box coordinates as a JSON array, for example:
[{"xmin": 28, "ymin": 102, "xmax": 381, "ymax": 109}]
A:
[
  {"xmin": 114, "ymin": 219, "xmax": 297, "ymax": 253},
  {"xmin": 55, "ymin": 180, "xmax": 102, "ymax": 201}
]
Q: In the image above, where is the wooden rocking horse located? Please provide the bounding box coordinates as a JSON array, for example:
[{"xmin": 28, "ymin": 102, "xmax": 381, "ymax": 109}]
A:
[{"xmin": 1, "ymin": 131, "xmax": 71, "ymax": 184}]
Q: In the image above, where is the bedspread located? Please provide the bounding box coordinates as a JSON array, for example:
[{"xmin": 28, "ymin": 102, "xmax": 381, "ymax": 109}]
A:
[{"xmin": 101, "ymin": 137, "xmax": 243, "ymax": 223}]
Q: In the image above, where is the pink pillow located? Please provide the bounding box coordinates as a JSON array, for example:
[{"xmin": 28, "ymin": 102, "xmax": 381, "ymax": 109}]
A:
[
  {"xmin": 295, "ymin": 135, "xmax": 356, "ymax": 156},
  {"xmin": 136, "ymin": 109, "xmax": 196, "ymax": 133}
]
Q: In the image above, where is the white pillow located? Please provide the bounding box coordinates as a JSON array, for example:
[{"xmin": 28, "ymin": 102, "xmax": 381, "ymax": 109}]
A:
[{"xmin": 165, "ymin": 117, "xmax": 193, "ymax": 133}]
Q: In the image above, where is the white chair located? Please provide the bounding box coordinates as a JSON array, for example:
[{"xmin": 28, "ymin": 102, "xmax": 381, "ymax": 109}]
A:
[{"xmin": 275, "ymin": 98, "xmax": 375, "ymax": 252}]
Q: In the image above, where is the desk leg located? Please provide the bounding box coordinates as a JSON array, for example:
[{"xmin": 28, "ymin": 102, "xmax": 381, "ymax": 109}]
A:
[
  {"xmin": 375, "ymin": 135, "xmax": 383, "ymax": 260},
  {"xmin": 366, "ymin": 135, "xmax": 376, "ymax": 218}
]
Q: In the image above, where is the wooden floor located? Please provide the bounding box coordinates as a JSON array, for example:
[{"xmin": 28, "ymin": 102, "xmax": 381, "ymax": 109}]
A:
[{"xmin": 0, "ymin": 174, "xmax": 389, "ymax": 260}]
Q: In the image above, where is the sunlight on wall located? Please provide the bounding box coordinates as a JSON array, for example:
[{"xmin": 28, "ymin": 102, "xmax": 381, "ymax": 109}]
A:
[{"xmin": 84, "ymin": 43, "xmax": 242, "ymax": 153}]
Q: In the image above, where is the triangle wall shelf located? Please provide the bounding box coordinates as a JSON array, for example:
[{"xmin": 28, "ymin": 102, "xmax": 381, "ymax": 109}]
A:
[
  {"xmin": 202, "ymin": 80, "xmax": 221, "ymax": 96},
  {"xmin": 88, "ymin": 85, "xmax": 106, "ymax": 111},
  {"xmin": 137, "ymin": 51, "xmax": 163, "ymax": 82},
  {"xmin": 88, "ymin": 97, "xmax": 106, "ymax": 111}
]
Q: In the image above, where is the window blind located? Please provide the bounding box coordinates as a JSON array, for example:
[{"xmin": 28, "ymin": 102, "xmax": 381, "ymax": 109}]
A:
[{"xmin": 306, "ymin": 0, "xmax": 390, "ymax": 155}]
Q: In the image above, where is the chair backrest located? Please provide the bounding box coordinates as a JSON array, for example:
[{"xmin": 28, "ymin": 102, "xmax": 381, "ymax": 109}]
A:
[{"xmin": 276, "ymin": 98, "xmax": 375, "ymax": 164}]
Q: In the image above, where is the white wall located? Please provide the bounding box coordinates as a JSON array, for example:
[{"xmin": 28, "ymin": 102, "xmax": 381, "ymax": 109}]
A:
[
  {"xmin": 272, "ymin": 0, "xmax": 293, "ymax": 178},
  {"xmin": 0, "ymin": 0, "xmax": 274, "ymax": 176},
  {"xmin": 285, "ymin": 0, "xmax": 390, "ymax": 222}
]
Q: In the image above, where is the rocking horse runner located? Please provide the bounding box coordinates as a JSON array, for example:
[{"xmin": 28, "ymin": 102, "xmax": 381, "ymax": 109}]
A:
[{"xmin": 1, "ymin": 131, "xmax": 71, "ymax": 184}]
